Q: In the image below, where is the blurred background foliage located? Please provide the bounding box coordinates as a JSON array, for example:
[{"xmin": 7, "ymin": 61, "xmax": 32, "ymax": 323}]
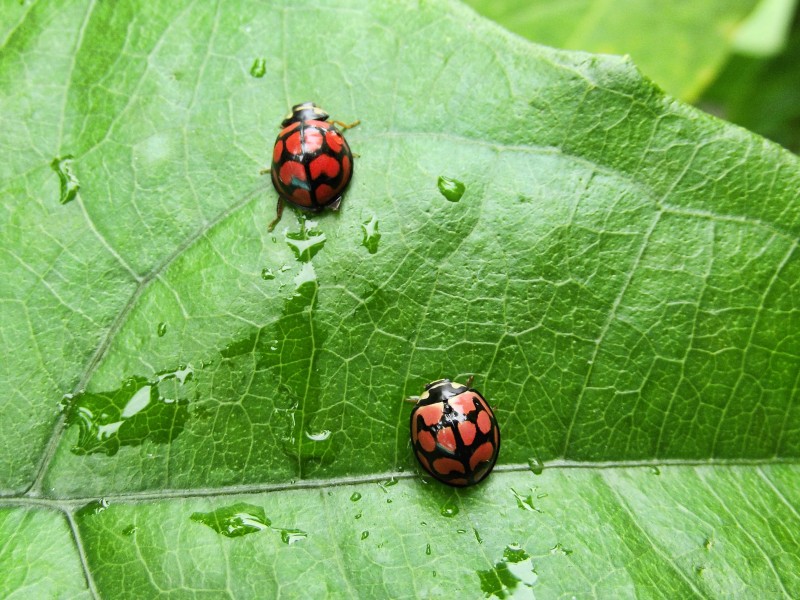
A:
[{"xmin": 464, "ymin": 0, "xmax": 800, "ymax": 153}]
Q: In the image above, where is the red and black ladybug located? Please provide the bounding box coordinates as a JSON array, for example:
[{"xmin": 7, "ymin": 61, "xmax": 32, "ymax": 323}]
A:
[
  {"xmin": 267, "ymin": 102, "xmax": 358, "ymax": 231},
  {"xmin": 409, "ymin": 378, "xmax": 500, "ymax": 487}
]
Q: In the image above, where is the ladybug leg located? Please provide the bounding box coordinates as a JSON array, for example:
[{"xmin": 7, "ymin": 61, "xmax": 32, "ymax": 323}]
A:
[
  {"xmin": 404, "ymin": 396, "xmax": 420, "ymax": 404},
  {"xmin": 267, "ymin": 198, "xmax": 283, "ymax": 232},
  {"xmin": 259, "ymin": 167, "xmax": 270, "ymax": 175},
  {"xmin": 328, "ymin": 196, "xmax": 343, "ymax": 211},
  {"xmin": 331, "ymin": 119, "xmax": 360, "ymax": 131}
]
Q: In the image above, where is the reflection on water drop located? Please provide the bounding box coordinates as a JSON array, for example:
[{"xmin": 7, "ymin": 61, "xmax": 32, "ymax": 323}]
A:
[
  {"xmin": 250, "ymin": 58, "xmax": 266, "ymax": 78},
  {"xmin": 305, "ymin": 429, "xmax": 331, "ymax": 442},
  {"xmin": 361, "ymin": 215, "xmax": 381, "ymax": 254},
  {"xmin": 51, "ymin": 155, "xmax": 80, "ymax": 204},
  {"xmin": 157, "ymin": 322, "xmax": 167, "ymax": 337},
  {"xmin": 350, "ymin": 492, "xmax": 362, "ymax": 502},
  {"xmin": 76, "ymin": 498, "xmax": 110, "ymax": 518},
  {"xmin": 511, "ymin": 488, "xmax": 542, "ymax": 513},
  {"xmin": 285, "ymin": 218, "xmax": 326, "ymax": 262},
  {"xmin": 478, "ymin": 543, "xmax": 538, "ymax": 598},
  {"xmin": 437, "ymin": 175, "xmax": 465, "ymax": 202},
  {"xmin": 261, "ymin": 267, "xmax": 275, "ymax": 280},
  {"xmin": 527, "ymin": 456, "xmax": 544, "ymax": 475},
  {"xmin": 191, "ymin": 503, "xmax": 271, "ymax": 538},
  {"xmin": 440, "ymin": 502, "xmax": 459, "ymax": 518},
  {"xmin": 280, "ymin": 529, "xmax": 307, "ymax": 545},
  {"xmin": 62, "ymin": 365, "xmax": 194, "ymax": 456},
  {"xmin": 550, "ymin": 543, "xmax": 573, "ymax": 556}
]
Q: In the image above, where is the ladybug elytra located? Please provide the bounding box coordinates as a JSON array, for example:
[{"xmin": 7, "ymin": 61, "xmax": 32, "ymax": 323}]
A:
[
  {"xmin": 409, "ymin": 378, "xmax": 500, "ymax": 487},
  {"xmin": 267, "ymin": 102, "xmax": 358, "ymax": 231}
]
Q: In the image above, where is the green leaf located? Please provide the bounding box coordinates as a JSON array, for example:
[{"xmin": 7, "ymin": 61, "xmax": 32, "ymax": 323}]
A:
[
  {"xmin": 1, "ymin": 0, "xmax": 798, "ymax": 597},
  {"xmin": 462, "ymin": 0, "xmax": 761, "ymax": 100}
]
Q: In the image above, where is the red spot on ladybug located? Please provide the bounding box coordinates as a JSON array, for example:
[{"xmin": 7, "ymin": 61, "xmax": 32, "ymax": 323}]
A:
[
  {"xmin": 303, "ymin": 128, "xmax": 324, "ymax": 153},
  {"xmin": 285, "ymin": 131, "xmax": 303, "ymax": 155},
  {"xmin": 417, "ymin": 429, "xmax": 436, "ymax": 452},
  {"xmin": 310, "ymin": 154, "xmax": 340, "ymax": 180},
  {"xmin": 327, "ymin": 130, "xmax": 343, "ymax": 153},
  {"xmin": 469, "ymin": 442, "xmax": 494, "ymax": 470},
  {"xmin": 477, "ymin": 411, "xmax": 492, "ymax": 434},
  {"xmin": 291, "ymin": 188, "xmax": 312, "ymax": 207},
  {"xmin": 458, "ymin": 421, "xmax": 476, "ymax": 446},
  {"xmin": 279, "ymin": 161, "xmax": 306, "ymax": 185},
  {"xmin": 449, "ymin": 392, "xmax": 476, "ymax": 417},
  {"xmin": 433, "ymin": 457, "xmax": 465, "ymax": 475},
  {"xmin": 436, "ymin": 427, "xmax": 456, "ymax": 453},
  {"xmin": 409, "ymin": 379, "xmax": 500, "ymax": 487},
  {"xmin": 267, "ymin": 102, "xmax": 358, "ymax": 229},
  {"xmin": 273, "ymin": 140, "xmax": 284, "ymax": 163},
  {"xmin": 417, "ymin": 403, "xmax": 443, "ymax": 427}
]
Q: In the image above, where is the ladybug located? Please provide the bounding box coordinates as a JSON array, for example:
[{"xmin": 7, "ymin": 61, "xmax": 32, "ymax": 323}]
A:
[
  {"xmin": 267, "ymin": 102, "xmax": 358, "ymax": 231},
  {"xmin": 409, "ymin": 378, "xmax": 500, "ymax": 487}
]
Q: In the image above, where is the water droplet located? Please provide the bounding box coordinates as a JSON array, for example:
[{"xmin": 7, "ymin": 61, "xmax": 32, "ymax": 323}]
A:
[
  {"xmin": 649, "ymin": 465, "xmax": 661, "ymax": 475},
  {"xmin": 350, "ymin": 492, "xmax": 362, "ymax": 502},
  {"xmin": 386, "ymin": 499, "xmax": 392, "ymax": 504},
  {"xmin": 440, "ymin": 502, "xmax": 459, "ymax": 518},
  {"xmin": 62, "ymin": 365, "xmax": 194, "ymax": 455},
  {"xmin": 355, "ymin": 511, "xmax": 362, "ymax": 520},
  {"xmin": 360, "ymin": 216, "xmax": 381, "ymax": 254},
  {"xmin": 704, "ymin": 537, "xmax": 714, "ymax": 551},
  {"xmin": 261, "ymin": 267, "xmax": 275, "ymax": 280},
  {"xmin": 280, "ymin": 529, "xmax": 307, "ymax": 545},
  {"xmin": 478, "ymin": 543, "xmax": 537, "ymax": 598},
  {"xmin": 379, "ymin": 477, "xmax": 398, "ymax": 492},
  {"xmin": 437, "ymin": 175, "xmax": 465, "ymax": 202},
  {"xmin": 527, "ymin": 456, "xmax": 544, "ymax": 475},
  {"xmin": 361, "ymin": 530, "xmax": 369, "ymax": 540},
  {"xmin": 250, "ymin": 58, "xmax": 266, "ymax": 78},
  {"xmin": 76, "ymin": 498, "xmax": 110, "ymax": 518},
  {"xmin": 550, "ymin": 543, "xmax": 573, "ymax": 556},
  {"xmin": 51, "ymin": 155, "xmax": 80, "ymax": 204},
  {"xmin": 305, "ymin": 429, "xmax": 331, "ymax": 442},
  {"xmin": 696, "ymin": 565, "xmax": 706, "ymax": 576},
  {"xmin": 457, "ymin": 529, "xmax": 466, "ymax": 534},
  {"xmin": 511, "ymin": 488, "xmax": 541, "ymax": 513},
  {"xmin": 421, "ymin": 543, "xmax": 430, "ymax": 556},
  {"xmin": 474, "ymin": 528, "xmax": 484, "ymax": 544},
  {"xmin": 157, "ymin": 322, "xmax": 167, "ymax": 337},
  {"xmin": 190, "ymin": 503, "xmax": 270, "ymax": 538},
  {"xmin": 122, "ymin": 524, "xmax": 137, "ymax": 536},
  {"xmin": 285, "ymin": 218, "xmax": 326, "ymax": 262}
]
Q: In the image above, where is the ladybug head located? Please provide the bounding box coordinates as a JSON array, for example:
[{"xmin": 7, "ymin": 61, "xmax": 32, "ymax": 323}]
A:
[
  {"xmin": 282, "ymin": 102, "xmax": 330, "ymax": 127},
  {"xmin": 424, "ymin": 379, "xmax": 452, "ymax": 391}
]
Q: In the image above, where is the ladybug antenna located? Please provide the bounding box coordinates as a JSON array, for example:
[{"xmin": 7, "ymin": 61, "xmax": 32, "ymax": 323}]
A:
[{"xmin": 466, "ymin": 375, "xmax": 475, "ymax": 388}]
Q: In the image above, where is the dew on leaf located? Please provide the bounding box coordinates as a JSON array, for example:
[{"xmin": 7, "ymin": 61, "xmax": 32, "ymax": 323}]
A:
[
  {"xmin": 527, "ymin": 456, "xmax": 544, "ymax": 475},
  {"xmin": 285, "ymin": 218, "xmax": 326, "ymax": 262},
  {"xmin": 437, "ymin": 175, "xmax": 465, "ymax": 202},
  {"xmin": 280, "ymin": 529, "xmax": 307, "ymax": 545},
  {"xmin": 249, "ymin": 58, "xmax": 266, "ymax": 78},
  {"xmin": 649, "ymin": 465, "xmax": 661, "ymax": 475},
  {"xmin": 190, "ymin": 503, "xmax": 270, "ymax": 538},
  {"xmin": 511, "ymin": 488, "xmax": 541, "ymax": 513},
  {"xmin": 361, "ymin": 215, "xmax": 381, "ymax": 254},
  {"xmin": 355, "ymin": 511, "xmax": 363, "ymax": 520},
  {"xmin": 75, "ymin": 498, "xmax": 110, "ymax": 518},
  {"xmin": 361, "ymin": 530, "xmax": 369, "ymax": 540},
  {"xmin": 62, "ymin": 365, "xmax": 194, "ymax": 456},
  {"xmin": 50, "ymin": 155, "xmax": 80, "ymax": 204},
  {"xmin": 261, "ymin": 267, "xmax": 275, "ymax": 280},
  {"xmin": 156, "ymin": 322, "xmax": 167, "ymax": 337},
  {"xmin": 440, "ymin": 502, "xmax": 459, "ymax": 518},
  {"xmin": 426, "ymin": 543, "xmax": 432, "ymax": 555},
  {"xmin": 550, "ymin": 543, "xmax": 573, "ymax": 556},
  {"xmin": 350, "ymin": 492, "xmax": 362, "ymax": 502},
  {"xmin": 122, "ymin": 524, "xmax": 137, "ymax": 536},
  {"xmin": 477, "ymin": 543, "xmax": 537, "ymax": 598}
]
